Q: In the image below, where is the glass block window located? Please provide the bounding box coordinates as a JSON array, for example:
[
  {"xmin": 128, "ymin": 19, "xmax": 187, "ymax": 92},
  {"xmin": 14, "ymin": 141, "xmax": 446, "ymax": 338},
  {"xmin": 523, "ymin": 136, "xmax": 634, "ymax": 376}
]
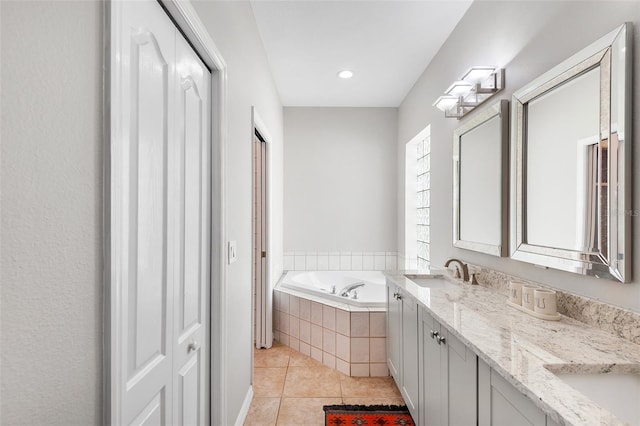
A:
[{"xmin": 416, "ymin": 135, "xmax": 430, "ymax": 269}]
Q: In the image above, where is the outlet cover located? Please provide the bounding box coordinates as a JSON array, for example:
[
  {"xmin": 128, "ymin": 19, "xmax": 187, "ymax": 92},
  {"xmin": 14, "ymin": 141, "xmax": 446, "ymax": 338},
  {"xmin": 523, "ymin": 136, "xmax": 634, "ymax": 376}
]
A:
[{"xmin": 228, "ymin": 241, "xmax": 237, "ymax": 264}]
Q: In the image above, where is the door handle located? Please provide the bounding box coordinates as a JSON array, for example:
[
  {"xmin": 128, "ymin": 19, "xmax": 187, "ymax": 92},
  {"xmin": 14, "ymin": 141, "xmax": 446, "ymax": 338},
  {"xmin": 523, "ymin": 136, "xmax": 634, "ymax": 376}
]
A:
[{"xmin": 188, "ymin": 341, "xmax": 200, "ymax": 354}]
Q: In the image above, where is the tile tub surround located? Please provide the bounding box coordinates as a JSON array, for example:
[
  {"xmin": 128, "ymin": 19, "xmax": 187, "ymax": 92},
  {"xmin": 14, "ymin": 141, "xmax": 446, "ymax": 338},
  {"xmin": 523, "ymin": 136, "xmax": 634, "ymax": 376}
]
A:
[
  {"xmin": 273, "ymin": 289, "xmax": 389, "ymax": 377},
  {"xmin": 283, "ymin": 251, "xmax": 398, "ymax": 272},
  {"xmin": 386, "ymin": 271, "xmax": 640, "ymax": 426},
  {"xmin": 465, "ymin": 263, "xmax": 640, "ymax": 345}
]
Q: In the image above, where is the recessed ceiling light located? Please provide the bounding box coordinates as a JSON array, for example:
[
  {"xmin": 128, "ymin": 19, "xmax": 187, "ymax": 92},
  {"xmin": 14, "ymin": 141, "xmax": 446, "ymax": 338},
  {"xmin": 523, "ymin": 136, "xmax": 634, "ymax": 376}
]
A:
[{"xmin": 337, "ymin": 70, "xmax": 353, "ymax": 79}]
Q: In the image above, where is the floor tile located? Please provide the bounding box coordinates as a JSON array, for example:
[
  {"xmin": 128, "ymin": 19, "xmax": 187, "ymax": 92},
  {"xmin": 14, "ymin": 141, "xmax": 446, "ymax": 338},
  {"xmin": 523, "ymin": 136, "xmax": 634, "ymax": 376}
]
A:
[
  {"xmin": 342, "ymin": 397, "xmax": 406, "ymax": 406},
  {"xmin": 276, "ymin": 397, "xmax": 341, "ymax": 426},
  {"xmin": 340, "ymin": 376, "xmax": 402, "ymax": 398},
  {"xmin": 283, "ymin": 366, "xmax": 342, "ymax": 397},
  {"xmin": 288, "ymin": 350, "xmax": 321, "ymax": 368},
  {"xmin": 254, "ymin": 344, "xmax": 291, "ymax": 368},
  {"xmin": 254, "ymin": 367, "xmax": 287, "ymax": 397},
  {"xmin": 244, "ymin": 397, "xmax": 280, "ymax": 426}
]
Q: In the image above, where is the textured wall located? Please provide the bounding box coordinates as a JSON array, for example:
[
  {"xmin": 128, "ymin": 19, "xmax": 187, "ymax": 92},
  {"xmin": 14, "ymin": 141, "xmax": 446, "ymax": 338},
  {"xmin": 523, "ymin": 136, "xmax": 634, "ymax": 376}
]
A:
[
  {"xmin": 284, "ymin": 107, "xmax": 398, "ymax": 253},
  {"xmin": 1, "ymin": 1, "xmax": 103, "ymax": 424},
  {"xmin": 397, "ymin": 1, "xmax": 640, "ymax": 312},
  {"xmin": 191, "ymin": 1, "xmax": 284, "ymax": 423}
]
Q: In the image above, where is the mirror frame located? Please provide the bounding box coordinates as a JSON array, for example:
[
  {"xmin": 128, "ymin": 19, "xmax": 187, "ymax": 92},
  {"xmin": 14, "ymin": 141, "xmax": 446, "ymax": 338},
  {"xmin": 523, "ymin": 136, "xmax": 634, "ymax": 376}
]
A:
[
  {"xmin": 453, "ymin": 99, "xmax": 510, "ymax": 256},
  {"xmin": 511, "ymin": 23, "xmax": 632, "ymax": 282}
]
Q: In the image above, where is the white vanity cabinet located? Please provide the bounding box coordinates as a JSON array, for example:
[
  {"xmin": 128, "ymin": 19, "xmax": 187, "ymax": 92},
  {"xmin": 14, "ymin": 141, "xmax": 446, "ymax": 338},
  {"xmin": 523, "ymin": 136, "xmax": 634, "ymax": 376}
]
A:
[
  {"xmin": 478, "ymin": 359, "xmax": 560, "ymax": 426},
  {"xmin": 420, "ymin": 308, "xmax": 477, "ymax": 426},
  {"xmin": 386, "ymin": 281, "xmax": 420, "ymax": 422}
]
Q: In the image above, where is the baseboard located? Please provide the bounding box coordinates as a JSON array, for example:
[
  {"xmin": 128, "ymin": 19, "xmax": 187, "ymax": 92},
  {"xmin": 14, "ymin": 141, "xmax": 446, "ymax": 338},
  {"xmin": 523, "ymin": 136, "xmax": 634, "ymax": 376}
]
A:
[{"xmin": 234, "ymin": 385, "xmax": 254, "ymax": 426}]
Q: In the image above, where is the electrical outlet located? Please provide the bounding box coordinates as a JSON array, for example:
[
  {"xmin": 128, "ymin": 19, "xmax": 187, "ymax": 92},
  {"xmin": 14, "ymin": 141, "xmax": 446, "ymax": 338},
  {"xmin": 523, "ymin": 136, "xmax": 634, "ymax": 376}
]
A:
[{"xmin": 228, "ymin": 241, "xmax": 237, "ymax": 264}]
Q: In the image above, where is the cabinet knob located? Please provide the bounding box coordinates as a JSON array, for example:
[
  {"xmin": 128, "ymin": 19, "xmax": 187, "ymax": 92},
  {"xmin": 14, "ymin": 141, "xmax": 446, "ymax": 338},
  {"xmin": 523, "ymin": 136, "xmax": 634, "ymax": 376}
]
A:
[
  {"xmin": 429, "ymin": 330, "xmax": 439, "ymax": 339},
  {"xmin": 436, "ymin": 335, "xmax": 446, "ymax": 345},
  {"xmin": 393, "ymin": 292, "xmax": 402, "ymax": 300},
  {"xmin": 188, "ymin": 341, "xmax": 200, "ymax": 353}
]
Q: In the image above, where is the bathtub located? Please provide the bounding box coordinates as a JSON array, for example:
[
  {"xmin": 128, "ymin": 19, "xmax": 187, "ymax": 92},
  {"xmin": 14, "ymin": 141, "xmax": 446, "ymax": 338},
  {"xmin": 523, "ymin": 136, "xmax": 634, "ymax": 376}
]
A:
[
  {"xmin": 274, "ymin": 270, "xmax": 389, "ymax": 377},
  {"xmin": 278, "ymin": 270, "xmax": 386, "ymax": 308}
]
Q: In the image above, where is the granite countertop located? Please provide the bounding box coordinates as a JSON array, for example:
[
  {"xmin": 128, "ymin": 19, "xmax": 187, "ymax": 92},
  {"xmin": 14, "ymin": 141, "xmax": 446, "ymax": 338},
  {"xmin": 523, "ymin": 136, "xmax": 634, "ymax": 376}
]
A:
[{"xmin": 385, "ymin": 270, "xmax": 640, "ymax": 426}]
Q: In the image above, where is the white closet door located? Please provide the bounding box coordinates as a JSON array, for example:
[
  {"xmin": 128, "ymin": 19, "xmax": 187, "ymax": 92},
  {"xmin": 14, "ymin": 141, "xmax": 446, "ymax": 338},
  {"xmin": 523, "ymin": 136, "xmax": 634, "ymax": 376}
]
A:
[
  {"xmin": 172, "ymin": 31, "xmax": 211, "ymax": 426},
  {"xmin": 111, "ymin": 2, "xmax": 210, "ymax": 425}
]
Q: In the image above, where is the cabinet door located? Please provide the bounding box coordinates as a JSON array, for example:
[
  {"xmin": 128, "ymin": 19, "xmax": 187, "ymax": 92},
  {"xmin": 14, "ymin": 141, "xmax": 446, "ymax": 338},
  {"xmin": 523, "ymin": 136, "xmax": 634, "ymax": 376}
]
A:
[
  {"xmin": 387, "ymin": 283, "xmax": 402, "ymax": 381},
  {"xmin": 421, "ymin": 310, "xmax": 443, "ymax": 426},
  {"xmin": 444, "ymin": 330, "xmax": 477, "ymax": 426},
  {"xmin": 478, "ymin": 359, "xmax": 546, "ymax": 426},
  {"xmin": 401, "ymin": 295, "xmax": 419, "ymax": 420}
]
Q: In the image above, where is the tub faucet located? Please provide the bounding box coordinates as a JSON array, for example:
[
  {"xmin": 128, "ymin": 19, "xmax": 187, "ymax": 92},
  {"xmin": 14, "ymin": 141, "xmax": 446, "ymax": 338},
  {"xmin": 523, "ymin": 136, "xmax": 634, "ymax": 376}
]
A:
[
  {"xmin": 444, "ymin": 258, "xmax": 469, "ymax": 282},
  {"xmin": 339, "ymin": 282, "xmax": 365, "ymax": 297}
]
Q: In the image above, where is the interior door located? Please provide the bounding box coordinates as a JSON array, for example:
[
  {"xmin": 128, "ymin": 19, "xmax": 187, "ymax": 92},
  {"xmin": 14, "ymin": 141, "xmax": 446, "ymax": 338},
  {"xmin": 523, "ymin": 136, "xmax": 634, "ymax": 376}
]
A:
[
  {"xmin": 172, "ymin": 30, "xmax": 211, "ymax": 426},
  {"xmin": 254, "ymin": 132, "xmax": 267, "ymax": 348},
  {"xmin": 111, "ymin": 2, "xmax": 210, "ymax": 424}
]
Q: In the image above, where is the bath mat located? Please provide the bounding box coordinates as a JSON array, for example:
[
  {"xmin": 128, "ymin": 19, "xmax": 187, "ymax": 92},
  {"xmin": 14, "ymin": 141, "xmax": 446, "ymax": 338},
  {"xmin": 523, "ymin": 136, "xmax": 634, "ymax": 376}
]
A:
[{"xmin": 323, "ymin": 404, "xmax": 415, "ymax": 425}]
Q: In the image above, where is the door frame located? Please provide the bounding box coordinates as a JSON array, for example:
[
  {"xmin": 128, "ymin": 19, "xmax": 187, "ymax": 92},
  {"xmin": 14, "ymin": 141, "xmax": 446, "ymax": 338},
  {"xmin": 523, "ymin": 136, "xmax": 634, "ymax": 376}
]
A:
[
  {"xmin": 103, "ymin": 1, "xmax": 228, "ymax": 424},
  {"xmin": 251, "ymin": 107, "xmax": 273, "ymax": 350}
]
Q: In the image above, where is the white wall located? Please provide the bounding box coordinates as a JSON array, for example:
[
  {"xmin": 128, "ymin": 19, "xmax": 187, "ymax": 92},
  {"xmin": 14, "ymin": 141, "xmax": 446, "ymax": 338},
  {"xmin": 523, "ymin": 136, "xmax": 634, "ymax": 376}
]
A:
[
  {"xmin": 1, "ymin": 1, "xmax": 284, "ymax": 425},
  {"xmin": 1, "ymin": 2, "xmax": 103, "ymax": 424},
  {"xmin": 284, "ymin": 107, "xmax": 397, "ymax": 253},
  {"xmin": 191, "ymin": 1, "xmax": 284, "ymax": 423},
  {"xmin": 397, "ymin": 0, "xmax": 640, "ymax": 312}
]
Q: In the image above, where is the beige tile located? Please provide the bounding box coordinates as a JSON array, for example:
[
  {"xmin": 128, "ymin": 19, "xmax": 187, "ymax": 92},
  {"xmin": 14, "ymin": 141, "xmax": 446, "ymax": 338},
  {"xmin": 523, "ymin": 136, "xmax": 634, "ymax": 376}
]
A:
[
  {"xmin": 244, "ymin": 397, "xmax": 280, "ymax": 426},
  {"xmin": 288, "ymin": 337, "xmax": 299, "ymax": 352},
  {"xmin": 311, "ymin": 347, "xmax": 323, "ymax": 363},
  {"xmin": 279, "ymin": 333, "xmax": 290, "ymax": 347},
  {"xmin": 283, "ymin": 366, "xmax": 342, "ymax": 397},
  {"xmin": 351, "ymin": 338, "xmax": 370, "ymax": 362},
  {"xmin": 370, "ymin": 337, "xmax": 386, "ymax": 363},
  {"xmin": 351, "ymin": 312, "xmax": 370, "ymax": 337},
  {"xmin": 289, "ymin": 295, "xmax": 299, "ymax": 317},
  {"xmin": 341, "ymin": 397, "xmax": 405, "ymax": 406},
  {"xmin": 311, "ymin": 301, "xmax": 323, "ymax": 325},
  {"xmin": 289, "ymin": 349, "xmax": 320, "ymax": 367},
  {"xmin": 311, "ymin": 324, "xmax": 323, "ymax": 349},
  {"xmin": 370, "ymin": 363, "xmax": 390, "ymax": 377},
  {"xmin": 336, "ymin": 309, "xmax": 350, "ymax": 336},
  {"xmin": 350, "ymin": 363, "xmax": 370, "ymax": 377},
  {"xmin": 254, "ymin": 368, "xmax": 287, "ymax": 397},
  {"xmin": 279, "ymin": 312, "xmax": 290, "ymax": 334},
  {"xmin": 280, "ymin": 293, "xmax": 290, "ymax": 314},
  {"xmin": 274, "ymin": 311, "xmax": 280, "ymax": 331},
  {"xmin": 289, "ymin": 317, "xmax": 299, "ymax": 339},
  {"xmin": 298, "ymin": 342, "xmax": 311, "ymax": 357},
  {"xmin": 370, "ymin": 312, "xmax": 386, "ymax": 337},
  {"xmin": 322, "ymin": 329, "xmax": 336, "ymax": 355},
  {"xmin": 254, "ymin": 345, "xmax": 290, "ymax": 368},
  {"xmin": 276, "ymin": 397, "xmax": 341, "ymax": 426},
  {"xmin": 322, "ymin": 305, "xmax": 336, "ymax": 330},
  {"xmin": 299, "ymin": 299, "xmax": 310, "ymax": 321},
  {"xmin": 340, "ymin": 376, "xmax": 402, "ymax": 398},
  {"xmin": 336, "ymin": 333, "xmax": 350, "ymax": 362},
  {"xmin": 323, "ymin": 353, "xmax": 336, "ymax": 369},
  {"xmin": 336, "ymin": 358, "xmax": 350, "ymax": 376},
  {"xmin": 299, "ymin": 319, "xmax": 310, "ymax": 344}
]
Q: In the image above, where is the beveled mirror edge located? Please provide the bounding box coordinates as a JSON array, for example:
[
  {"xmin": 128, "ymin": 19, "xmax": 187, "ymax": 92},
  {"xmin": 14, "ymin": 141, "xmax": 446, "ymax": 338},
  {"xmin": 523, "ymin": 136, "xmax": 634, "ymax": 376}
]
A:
[
  {"xmin": 510, "ymin": 23, "xmax": 632, "ymax": 283},
  {"xmin": 453, "ymin": 99, "xmax": 510, "ymax": 257}
]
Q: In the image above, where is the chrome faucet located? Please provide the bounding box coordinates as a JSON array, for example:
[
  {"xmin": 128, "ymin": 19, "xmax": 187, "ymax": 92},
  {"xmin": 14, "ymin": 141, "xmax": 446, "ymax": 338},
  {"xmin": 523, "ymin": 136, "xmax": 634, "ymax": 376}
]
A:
[
  {"xmin": 444, "ymin": 258, "xmax": 470, "ymax": 282},
  {"xmin": 339, "ymin": 282, "xmax": 365, "ymax": 297}
]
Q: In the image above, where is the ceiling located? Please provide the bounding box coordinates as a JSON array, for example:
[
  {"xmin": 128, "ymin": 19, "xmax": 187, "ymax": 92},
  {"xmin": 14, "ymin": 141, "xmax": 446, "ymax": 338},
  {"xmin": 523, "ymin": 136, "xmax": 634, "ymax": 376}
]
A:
[{"xmin": 250, "ymin": 0, "xmax": 473, "ymax": 107}]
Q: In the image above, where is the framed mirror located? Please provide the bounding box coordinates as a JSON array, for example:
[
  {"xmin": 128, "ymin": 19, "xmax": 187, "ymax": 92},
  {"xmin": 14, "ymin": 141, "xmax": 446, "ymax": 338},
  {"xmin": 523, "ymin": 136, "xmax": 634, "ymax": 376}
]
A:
[
  {"xmin": 453, "ymin": 99, "xmax": 509, "ymax": 256},
  {"xmin": 511, "ymin": 23, "xmax": 632, "ymax": 282}
]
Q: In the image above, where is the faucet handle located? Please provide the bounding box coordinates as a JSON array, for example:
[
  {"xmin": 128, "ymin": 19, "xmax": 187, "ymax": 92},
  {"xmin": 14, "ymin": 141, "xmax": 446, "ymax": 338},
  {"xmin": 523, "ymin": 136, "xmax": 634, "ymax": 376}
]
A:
[{"xmin": 471, "ymin": 273, "xmax": 479, "ymax": 285}]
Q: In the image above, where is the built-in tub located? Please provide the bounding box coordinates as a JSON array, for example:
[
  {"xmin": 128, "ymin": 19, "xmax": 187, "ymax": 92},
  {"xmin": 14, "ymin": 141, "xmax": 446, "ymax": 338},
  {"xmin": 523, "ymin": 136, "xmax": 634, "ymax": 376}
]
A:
[
  {"xmin": 279, "ymin": 270, "xmax": 386, "ymax": 308},
  {"xmin": 274, "ymin": 270, "xmax": 389, "ymax": 377}
]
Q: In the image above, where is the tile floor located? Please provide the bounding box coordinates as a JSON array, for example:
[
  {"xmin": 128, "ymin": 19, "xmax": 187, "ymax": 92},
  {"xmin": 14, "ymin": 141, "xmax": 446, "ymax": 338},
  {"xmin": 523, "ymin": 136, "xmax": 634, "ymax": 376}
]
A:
[{"xmin": 245, "ymin": 342, "xmax": 404, "ymax": 425}]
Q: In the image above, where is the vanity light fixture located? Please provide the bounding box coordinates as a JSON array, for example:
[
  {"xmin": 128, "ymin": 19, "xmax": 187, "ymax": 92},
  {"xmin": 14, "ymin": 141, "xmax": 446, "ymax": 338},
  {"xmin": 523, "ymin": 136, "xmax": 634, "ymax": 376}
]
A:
[
  {"xmin": 433, "ymin": 66, "xmax": 504, "ymax": 119},
  {"xmin": 337, "ymin": 69, "xmax": 354, "ymax": 79}
]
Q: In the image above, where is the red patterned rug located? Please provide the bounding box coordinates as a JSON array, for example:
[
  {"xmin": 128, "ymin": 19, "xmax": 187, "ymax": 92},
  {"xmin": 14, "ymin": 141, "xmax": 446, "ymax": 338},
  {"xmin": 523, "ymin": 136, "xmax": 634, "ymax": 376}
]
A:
[{"xmin": 323, "ymin": 404, "xmax": 415, "ymax": 426}]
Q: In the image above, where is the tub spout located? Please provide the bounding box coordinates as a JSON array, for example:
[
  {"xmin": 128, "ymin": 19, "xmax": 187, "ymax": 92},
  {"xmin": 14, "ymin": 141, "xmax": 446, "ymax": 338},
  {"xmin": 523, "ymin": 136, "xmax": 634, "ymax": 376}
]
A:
[{"xmin": 339, "ymin": 282, "xmax": 365, "ymax": 297}]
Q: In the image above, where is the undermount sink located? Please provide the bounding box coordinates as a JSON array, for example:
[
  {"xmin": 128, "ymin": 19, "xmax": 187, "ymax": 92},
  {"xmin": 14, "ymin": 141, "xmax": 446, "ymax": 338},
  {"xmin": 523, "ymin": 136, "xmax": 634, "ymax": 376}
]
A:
[
  {"xmin": 404, "ymin": 275, "xmax": 455, "ymax": 289},
  {"xmin": 545, "ymin": 365, "xmax": 640, "ymax": 424}
]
